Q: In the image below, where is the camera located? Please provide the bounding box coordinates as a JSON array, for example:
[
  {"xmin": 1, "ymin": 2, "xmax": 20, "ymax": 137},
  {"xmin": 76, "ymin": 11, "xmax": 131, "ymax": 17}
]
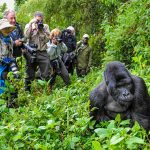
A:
[
  {"xmin": 0, "ymin": 58, "xmax": 19, "ymax": 94},
  {"xmin": 23, "ymin": 44, "xmax": 37, "ymax": 63},
  {"xmin": 55, "ymin": 36, "xmax": 62, "ymax": 43},
  {"xmin": 50, "ymin": 59, "xmax": 61, "ymax": 75},
  {"xmin": 70, "ymin": 51, "xmax": 76, "ymax": 60},
  {"xmin": 62, "ymin": 29, "xmax": 71, "ymax": 36},
  {"xmin": 9, "ymin": 61, "xmax": 19, "ymax": 78},
  {"xmin": 24, "ymin": 44, "xmax": 37, "ymax": 54},
  {"xmin": 2, "ymin": 58, "xmax": 19, "ymax": 78},
  {"xmin": 37, "ymin": 20, "xmax": 44, "ymax": 30}
]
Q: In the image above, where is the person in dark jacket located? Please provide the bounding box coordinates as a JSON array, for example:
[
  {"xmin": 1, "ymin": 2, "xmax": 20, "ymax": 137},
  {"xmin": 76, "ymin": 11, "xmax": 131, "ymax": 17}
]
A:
[
  {"xmin": 3, "ymin": 10, "xmax": 24, "ymax": 58},
  {"xmin": 61, "ymin": 26, "xmax": 76, "ymax": 75}
]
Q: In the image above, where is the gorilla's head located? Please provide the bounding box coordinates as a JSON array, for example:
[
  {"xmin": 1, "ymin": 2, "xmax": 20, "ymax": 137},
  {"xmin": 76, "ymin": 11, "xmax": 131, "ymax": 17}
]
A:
[{"xmin": 104, "ymin": 61, "xmax": 134, "ymax": 106}]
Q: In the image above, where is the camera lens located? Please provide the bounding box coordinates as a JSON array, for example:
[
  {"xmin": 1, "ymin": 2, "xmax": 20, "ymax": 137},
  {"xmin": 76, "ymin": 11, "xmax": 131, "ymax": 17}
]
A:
[
  {"xmin": 10, "ymin": 62, "xmax": 19, "ymax": 78},
  {"xmin": 37, "ymin": 20, "xmax": 44, "ymax": 30},
  {"xmin": 55, "ymin": 36, "xmax": 62, "ymax": 43},
  {"xmin": 38, "ymin": 24, "xmax": 44, "ymax": 29}
]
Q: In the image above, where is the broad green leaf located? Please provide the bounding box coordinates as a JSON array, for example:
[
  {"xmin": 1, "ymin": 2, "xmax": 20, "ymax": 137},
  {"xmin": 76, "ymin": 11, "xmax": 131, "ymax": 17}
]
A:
[
  {"xmin": 47, "ymin": 119, "xmax": 53, "ymax": 125},
  {"xmin": 16, "ymin": 142, "xmax": 25, "ymax": 148},
  {"xmin": 120, "ymin": 120, "xmax": 130, "ymax": 126},
  {"xmin": 132, "ymin": 121, "xmax": 141, "ymax": 131},
  {"xmin": 126, "ymin": 137, "xmax": 145, "ymax": 146},
  {"xmin": 38, "ymin": 126, "xmax": 46, "ymax": 130},
  {"xmin": 13, "ymin": 134, "xmax": 22, "ymax": 141},
  {"xmin": 110, "ymin": 134, "xmax": 124, "ymax": 145},
  {"xmin": 92, "ymin": 141, "xmax": 103, "ymax": 150},
  {"xmin": 94, "ymin": 128, "xmax": 109, "ymax": 138},
  {"xmin": 107, "ymin": 120, "xmax": 115, "ymax": 129},
  {"xmin": 70, "ymin": 137, "xmax": 80, "ymax": 149},
  {"xmin": 115, "ymin": 114, "xmax": 121, "ymax": 123},
  {"xmin": 37, "ymin": 79, "xmax": 46, "ymax": 86}
]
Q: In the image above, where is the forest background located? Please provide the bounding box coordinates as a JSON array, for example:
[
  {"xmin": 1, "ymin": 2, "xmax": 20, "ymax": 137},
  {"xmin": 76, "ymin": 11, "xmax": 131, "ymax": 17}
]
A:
[{"xmin": 0, "ymin": 0, "xmax": 150, "ymax": 149}]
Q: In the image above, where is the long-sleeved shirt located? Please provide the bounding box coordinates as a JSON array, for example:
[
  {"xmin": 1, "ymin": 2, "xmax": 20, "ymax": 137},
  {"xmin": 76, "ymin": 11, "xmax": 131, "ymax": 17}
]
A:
[
  {"xmin": 24, "ymin": 19, "xmax": 50, "ymax": 51},
  {"xmin": 47, "ymin": 42, "xmax": 67, "ymax": 60},
  {"xmin": 9, "ymin": 22, "xmax": 24, "ymax": 57},
  {"xmin": 76, "ymin": 41, "xmax": 92, "ymax": 70},
  {"xmin": 0, "ymin": 36, "xmax": 13, "ymax": 58}
]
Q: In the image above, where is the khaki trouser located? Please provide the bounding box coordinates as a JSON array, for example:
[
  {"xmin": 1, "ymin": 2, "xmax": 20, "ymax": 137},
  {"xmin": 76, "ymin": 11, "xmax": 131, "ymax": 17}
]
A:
[{"xmin": 24, "ymin": 50, "xmax": 50, "ymax": 91}]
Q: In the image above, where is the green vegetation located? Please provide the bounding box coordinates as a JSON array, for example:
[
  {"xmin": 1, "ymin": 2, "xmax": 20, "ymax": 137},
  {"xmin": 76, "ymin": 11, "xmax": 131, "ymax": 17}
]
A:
[
  {"xmin": 16, "ymin": 0, "xmax": 127, "ymax": 66},
  {"xmin": 102, "ymin": 0, "xmax": 150, "ymax": 71},
  {"xmin": 0, "ymin": 69, "xmax": 150, "ymax": 149},
  {"xmin": 0, "ymin": 3, "xmax": 7, "ymax": 19},
  {"xmin": 0, "ymin": 0, "xmax": 150, "ymax": 149}
]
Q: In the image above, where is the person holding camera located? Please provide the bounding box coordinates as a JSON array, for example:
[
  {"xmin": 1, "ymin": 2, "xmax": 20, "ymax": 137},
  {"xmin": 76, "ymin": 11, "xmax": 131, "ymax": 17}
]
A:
[
  {"xmin": 24, "ymin": 11, "xmax": 50, "ymax": 91},
  {"xmin": 0, "ymin": 19, "xmax": 19, "ymax": 107},
  {"xmin": 47, "ymin": 28, "xmax": 70, "ymax": 87},
  {"xmin": 3, "ymin": 10, "xmax": 24, "ymax": 58},
  {"xmin": 76, "ymin": 34, "xmax": 92, "ymax": 77},
  {"xmin": 61, "ymin": 26, "xmax": 76, "ymax": 75}
]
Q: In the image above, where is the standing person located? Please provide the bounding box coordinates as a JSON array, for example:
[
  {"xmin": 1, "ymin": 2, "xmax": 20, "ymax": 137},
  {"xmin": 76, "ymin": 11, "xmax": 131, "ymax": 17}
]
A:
[
  {"xmin": 24, "ymin": 11, "xmax": 50, "ymax": 91},
  {"xmin": 47, "ymin": 28, "xmax": 70, "ymax": 87},
  {"xmin": 0, "ymin": 19, "xmax": 19, "ymax": 107},
  {"xmin": 3, "ymin": 10, "xmax": 24, "ymax": 58},
  {"xmin": 76, "ymin": 34, "xmax": 92, "ymax": 77},
  {"xmin": 61, "ymin": 26, "xmax": 76, "ymax": 75}
]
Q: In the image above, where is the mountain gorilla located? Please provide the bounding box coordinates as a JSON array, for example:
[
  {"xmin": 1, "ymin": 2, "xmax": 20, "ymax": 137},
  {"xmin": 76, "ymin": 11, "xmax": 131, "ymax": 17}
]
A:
[{"xmin": 90, "ymin": 61, "xmax": 150, "ymax": 131}]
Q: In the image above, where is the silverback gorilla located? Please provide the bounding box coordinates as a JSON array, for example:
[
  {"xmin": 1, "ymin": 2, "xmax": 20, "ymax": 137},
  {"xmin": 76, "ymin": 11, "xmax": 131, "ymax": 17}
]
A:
[{"xmin": 90, "ymin": 61, "xmax": 150, "ymax": 131}]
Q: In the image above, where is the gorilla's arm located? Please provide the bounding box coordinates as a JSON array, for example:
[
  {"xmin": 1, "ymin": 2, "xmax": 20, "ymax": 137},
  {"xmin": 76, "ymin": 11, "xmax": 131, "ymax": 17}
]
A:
[
  {"xmin": 132, "ymin": 76, "xmax": 150, "ymax": 113},
  {"xmin": 132, "ymin": 76, "xmax": 150, "ymax": 131},
  {"xmin": 89, "ymin": 81, "xmax": 110, "ymax": 122}
]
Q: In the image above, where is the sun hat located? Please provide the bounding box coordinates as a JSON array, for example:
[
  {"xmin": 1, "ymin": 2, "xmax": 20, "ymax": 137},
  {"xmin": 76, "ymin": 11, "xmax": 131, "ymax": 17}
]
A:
[{"xmin": 0, "ymin": 19, "xmax": 16, "ymax": 32}]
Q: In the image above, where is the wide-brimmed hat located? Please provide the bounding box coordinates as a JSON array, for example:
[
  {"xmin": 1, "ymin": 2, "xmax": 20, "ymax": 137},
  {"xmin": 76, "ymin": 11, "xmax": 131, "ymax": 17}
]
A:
[
  {"xmin": 0, "ymin": 19, "xmax": 16, "ymax": 32},
  {"xmin": 83, "ymin": 34, "xmax": 90, "ymax": 39}
]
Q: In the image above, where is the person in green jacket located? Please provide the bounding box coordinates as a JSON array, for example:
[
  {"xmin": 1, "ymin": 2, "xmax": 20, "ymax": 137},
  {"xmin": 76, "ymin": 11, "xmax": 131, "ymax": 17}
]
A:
[{"xmin": 76, "ymin": 34, "xmax": 92, "ymax": 77}]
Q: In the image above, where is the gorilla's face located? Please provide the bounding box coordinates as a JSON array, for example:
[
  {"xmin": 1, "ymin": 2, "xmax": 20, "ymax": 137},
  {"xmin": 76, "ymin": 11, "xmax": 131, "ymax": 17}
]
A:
[
  {"xmin": 113, "ymin": 79, "xmax": 134, "ymax": 105},
  {"xmin": 105, "ymin": 65, "xmax": 134, "ymax": 106}
]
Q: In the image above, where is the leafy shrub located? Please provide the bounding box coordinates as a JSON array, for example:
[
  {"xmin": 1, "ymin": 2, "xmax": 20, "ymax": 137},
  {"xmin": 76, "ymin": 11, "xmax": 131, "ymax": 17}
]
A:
[
  {"xmin": 102, "ymin": 0, "xmax": 150, "ymax": 71},
  {"xmin": 0, "ymin": 3, "xmax": 7, "ymax": 19},
  {"xmin": 0, "ymin": 67, "xmax": 150, "ymax": 149}
]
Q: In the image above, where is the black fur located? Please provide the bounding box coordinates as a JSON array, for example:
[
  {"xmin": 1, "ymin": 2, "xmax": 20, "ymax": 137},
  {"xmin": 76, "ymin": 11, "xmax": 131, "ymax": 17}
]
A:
[{"xmin": 90, "ymin": 61, "xmax": 150, "ymax": 131}]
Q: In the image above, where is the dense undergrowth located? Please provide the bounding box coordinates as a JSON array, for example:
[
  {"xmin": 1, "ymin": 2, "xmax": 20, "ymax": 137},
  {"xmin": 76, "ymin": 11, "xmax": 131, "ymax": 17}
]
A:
[
  {"xmin": 0, "ymin": 67, "xmax": 150, "ymax": 149},
  {"xmin": 0, "ymin": 0, "xmax": 150, "ymax": 149}
]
